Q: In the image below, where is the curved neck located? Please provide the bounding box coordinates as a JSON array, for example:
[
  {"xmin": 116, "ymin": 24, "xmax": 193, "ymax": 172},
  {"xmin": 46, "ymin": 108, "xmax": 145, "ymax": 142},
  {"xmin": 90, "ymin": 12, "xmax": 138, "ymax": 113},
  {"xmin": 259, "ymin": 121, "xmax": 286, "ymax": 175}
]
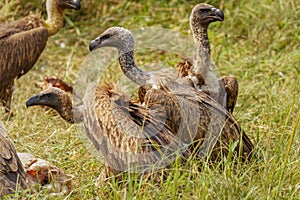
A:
[
  {"xmin": 44, "ymin": 0, "xmax": 64, "ymax": 36},
  {"xmin": 118, "ymin": 50, "xmax": 150, "ymax": 86},
  {"xmin": 55, "ymin": 99, "xmax": 75, "ymax": 123},
  {"xmin": 53, "ymin": 96, "xmax": 83, "ymax": 124},
  {"xmin": 191, "ymin": 24, "xmax": 211, "ymax": 77}
]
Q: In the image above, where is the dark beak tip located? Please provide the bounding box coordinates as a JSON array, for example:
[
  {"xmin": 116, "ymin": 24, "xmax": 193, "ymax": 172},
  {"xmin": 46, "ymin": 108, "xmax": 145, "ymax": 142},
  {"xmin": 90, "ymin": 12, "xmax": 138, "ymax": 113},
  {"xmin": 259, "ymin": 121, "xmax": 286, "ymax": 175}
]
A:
[
  {"xmin": 71, "ymin": 0, "xmax": 81, "ymax": 10},
  {"xmin": 26, "ymin": 96, "xmax": 39, "ymax": 108},
  {"xmin": 217, "ymin": 10, "xmax": 225, "ymax": 21},
  {"xmin": 25, "ymin": 100, "xmax": 31, "ymax": 108},
  {"xmin": 89, "ymin": 41, "xmax": 97, "ymax": 52},
  {"xmin": 88, "ymin": 44, "xmax": 93, "ymax": 52},
  {"xmin": 220, "ymin": 14, "xmax": 225, "ymax": 21},
  {"xmin": 75, "ymin": 2, "xmax": 81, "ymax": 10}
]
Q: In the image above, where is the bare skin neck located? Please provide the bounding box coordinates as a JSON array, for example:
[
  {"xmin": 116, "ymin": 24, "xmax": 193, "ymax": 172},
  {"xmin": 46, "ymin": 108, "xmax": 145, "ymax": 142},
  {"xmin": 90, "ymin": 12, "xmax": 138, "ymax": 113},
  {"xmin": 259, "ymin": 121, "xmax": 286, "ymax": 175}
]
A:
[
  {"xmin": 191, "ymin": 23, "xmax": 220, "ymax": 94},
  {"xmin": 118, "ymin": 50, "xmax": 150, "ymax": 86},
  {"xmin": 44, "ymin": 0, "xmax": 64, "ymax": 36},
  {"xmin": 191, "ymin": 24, "xmax": 211, "ymax": 78},
  {"xmin": 52, "ymin": 94, "xmax": 83, "ymax": 124}
]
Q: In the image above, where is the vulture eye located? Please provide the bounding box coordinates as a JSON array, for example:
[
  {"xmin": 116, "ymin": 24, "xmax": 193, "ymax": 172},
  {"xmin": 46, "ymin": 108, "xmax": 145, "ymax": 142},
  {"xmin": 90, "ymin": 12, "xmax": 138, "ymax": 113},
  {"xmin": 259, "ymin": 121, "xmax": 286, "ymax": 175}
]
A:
[
  {"xmin": 199, "ymin": 8, "xmax": 210, "ymax": 13},
  {"xmin": 101, "ymin": 34, "xmax": 110, "ymax": 40},
  {"xmin": 43, "ymin": 93, "xmax": 52, "ymax": 98}
]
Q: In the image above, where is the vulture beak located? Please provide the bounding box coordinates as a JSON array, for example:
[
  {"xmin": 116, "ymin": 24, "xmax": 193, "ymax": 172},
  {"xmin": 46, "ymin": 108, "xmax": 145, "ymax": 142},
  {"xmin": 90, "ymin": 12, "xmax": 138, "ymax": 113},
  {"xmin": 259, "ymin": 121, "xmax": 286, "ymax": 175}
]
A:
[
  {"xmin": 62, "ymin": 0, "xmax": 81, "ymax": 10},
  {"xmin": 89, "ymin": 37, "xmax": 101, "ymax": 52},
  {"xmin": 26, "ymin": 91, "xmax": 60, "ymax": 108},
  {"xmin": 211, "ymin": 7, "xmax": 224, "ymax": 21},
  {"xmin": 26, "ymin": 95, "xmax": 42, "ymax": 107}
]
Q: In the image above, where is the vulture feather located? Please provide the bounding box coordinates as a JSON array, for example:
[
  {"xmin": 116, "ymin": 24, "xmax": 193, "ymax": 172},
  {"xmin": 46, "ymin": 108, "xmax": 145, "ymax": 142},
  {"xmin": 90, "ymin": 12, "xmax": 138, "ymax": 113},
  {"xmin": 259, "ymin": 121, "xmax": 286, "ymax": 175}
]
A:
[
  {"xmin": 0, "ymin": 122, "xmax": 27, "ymax": 197},
  {"xmin": 26, "ymin": 84, "xmax": 186, "ymax": 185},
  {"xmin": 89, "ymin": 27, "xmax": 254, "ymax": 161},
  {"xmin": 0, "ymin": 0, "xmax": 80, "ymax": 114}
]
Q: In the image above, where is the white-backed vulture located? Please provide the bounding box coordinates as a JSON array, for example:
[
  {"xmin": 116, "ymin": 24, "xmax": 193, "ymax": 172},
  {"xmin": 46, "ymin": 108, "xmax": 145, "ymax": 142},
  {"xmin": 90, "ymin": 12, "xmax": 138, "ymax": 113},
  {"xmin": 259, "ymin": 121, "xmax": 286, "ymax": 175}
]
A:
[
  {"xmin": 0, "ymin": 122, "xmax": 27, "ymax": 197},
  {"xmin": 89, "ymin": 27, "xmax": 254, "ymax": 161},
  {"xmin": 176, "ymin": 3, "xmax": 238, "ymax": 113},
  {"xmin": 0, "ymin": 0, "xmax": 80, "ymax": 114},
  {"xmin": 26, "ymin": 84, "xmax": 186, "ymax": 185}
]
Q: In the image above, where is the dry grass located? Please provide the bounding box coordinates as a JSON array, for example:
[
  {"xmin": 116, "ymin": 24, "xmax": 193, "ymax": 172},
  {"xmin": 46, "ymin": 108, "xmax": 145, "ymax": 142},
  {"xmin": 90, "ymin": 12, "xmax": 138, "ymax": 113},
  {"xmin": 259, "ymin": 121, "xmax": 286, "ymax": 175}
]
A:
[{"xmin": 1, "ymin": 0, "xmax": 300, "ymax": 199}]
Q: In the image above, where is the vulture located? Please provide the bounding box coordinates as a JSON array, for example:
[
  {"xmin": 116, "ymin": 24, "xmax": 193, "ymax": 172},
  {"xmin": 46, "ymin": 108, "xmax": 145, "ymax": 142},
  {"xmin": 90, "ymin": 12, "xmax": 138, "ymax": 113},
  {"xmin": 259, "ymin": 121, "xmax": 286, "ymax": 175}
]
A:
[
  {"xmin": 25, "ymin": 25, "xmax": 254, "ymax": 184},
  {"xmin": 0, "ymin": 122, "xmax": 27, "ymax": 197},
  {"xmin": 26, "ymin": 84, "xmax": 187, "ymax": 185},
  {"xmin": 0, "ymin": 0, "xmax": 81, "ymax": 114},
  {"xmin": 88, "ymin": 27, "xmax": 254, "ymax": 161},
  {"xmin": 176, "ymin": 3, "xmax": 238, "ymax": 113}
]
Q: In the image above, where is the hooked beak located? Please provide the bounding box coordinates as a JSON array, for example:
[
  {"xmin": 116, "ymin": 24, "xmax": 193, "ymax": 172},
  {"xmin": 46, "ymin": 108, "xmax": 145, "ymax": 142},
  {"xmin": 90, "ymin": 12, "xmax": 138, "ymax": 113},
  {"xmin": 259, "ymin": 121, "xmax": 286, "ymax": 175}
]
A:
[
  {"xmin": 89, "ymin": 37, "xmax": 101, "ymax": 52},
  {"xmin": 212, "ymin": 7, "xmax": 224, "ymax": 21},
  {"xmin": 26, "ymin": 95, "xmax": 42, "ymax": 108},
  {"xmin": 63, "ymin": 0, "xmax": 81, "ymax": 10},
  {"xmin": 26, "ymin": 91, "xmax": 59, "ymax": 108}
]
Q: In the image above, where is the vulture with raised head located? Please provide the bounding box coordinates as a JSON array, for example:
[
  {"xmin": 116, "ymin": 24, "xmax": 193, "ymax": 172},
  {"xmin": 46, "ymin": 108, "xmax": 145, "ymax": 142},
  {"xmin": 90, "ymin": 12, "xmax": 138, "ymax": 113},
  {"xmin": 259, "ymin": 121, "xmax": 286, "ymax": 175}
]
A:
[
  {"xmin": 0, "ymin": 122, "xmax": 27, "ymax": 197},
  {"xmin": 88, "ymin": 26, "xmax": 254, "ymax": 161},
  {"xmin": 26, "ymin": 25, "xmax": 254, "ymax": 183},
  {"xmin": 176, "ymin": 3, "xmax": 238, "ymax": 113},
  {"xmin": 0, "ymin": 0, "xmax": 80, "ymax": 114}
]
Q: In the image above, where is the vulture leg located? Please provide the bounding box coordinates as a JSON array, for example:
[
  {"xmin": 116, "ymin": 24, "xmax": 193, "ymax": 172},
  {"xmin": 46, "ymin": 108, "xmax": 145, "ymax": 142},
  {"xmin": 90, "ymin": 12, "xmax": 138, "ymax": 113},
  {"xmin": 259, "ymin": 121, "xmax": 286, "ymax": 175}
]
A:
[
  {"xmin": 95, "ymin": 167, "xmax": 122, "ymax": 187},
  {"xmin": 0, "ymin": 81, "xmax": 14, "ymax": 114}
]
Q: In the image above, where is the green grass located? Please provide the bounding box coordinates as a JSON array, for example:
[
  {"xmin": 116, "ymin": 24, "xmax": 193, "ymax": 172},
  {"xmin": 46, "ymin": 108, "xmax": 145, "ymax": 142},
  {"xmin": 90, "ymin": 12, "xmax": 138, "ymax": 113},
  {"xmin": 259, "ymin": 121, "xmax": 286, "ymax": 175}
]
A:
[{"xmin": 1, "ymin": 0, "xmax": 300, "ymax": 199}]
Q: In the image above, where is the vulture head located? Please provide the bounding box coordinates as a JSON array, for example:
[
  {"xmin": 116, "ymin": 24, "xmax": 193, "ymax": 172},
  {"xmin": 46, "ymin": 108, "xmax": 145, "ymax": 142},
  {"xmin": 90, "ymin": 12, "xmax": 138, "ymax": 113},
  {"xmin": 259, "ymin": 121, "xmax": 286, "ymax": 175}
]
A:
[
  {"xmin": 89, "ymin": 27, "xmax": 135, "ymax": 54},
  {"xmin": 56, "ymin": 0, "xmax": 81, "ymax": 10},
  {"xmin": 26, "ymin": 87, "xmax": 74, "ymax": 121},
  {"xmin": 26, "ymin": 87, "xmax": 67, "ymax": 110},
  {"xmin": 190, "ymin": 3, "xmax": 224, "ymax": 28},
  {"xmin": 26, "ymin": 87, "xmax": 81, "ymax": 123}
]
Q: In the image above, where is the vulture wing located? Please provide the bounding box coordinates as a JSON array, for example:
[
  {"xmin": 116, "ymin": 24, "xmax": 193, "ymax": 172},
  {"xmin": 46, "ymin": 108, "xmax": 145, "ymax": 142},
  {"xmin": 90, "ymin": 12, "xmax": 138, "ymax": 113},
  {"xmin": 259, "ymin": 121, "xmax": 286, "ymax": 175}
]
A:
[
  {"xmin": 143, "ymin": 81, "xmax": 253, "ymax": 160},
  {"xmin": 83, "ymin": 84, "xmax": 185, "ymax": 172},
  {"xmin": 0, "ymin": 122, "xmax": 27, "ymax": 197},
  {"xmin": 0, "ymin": 25, "xmax": 48, "ymax": 88}
]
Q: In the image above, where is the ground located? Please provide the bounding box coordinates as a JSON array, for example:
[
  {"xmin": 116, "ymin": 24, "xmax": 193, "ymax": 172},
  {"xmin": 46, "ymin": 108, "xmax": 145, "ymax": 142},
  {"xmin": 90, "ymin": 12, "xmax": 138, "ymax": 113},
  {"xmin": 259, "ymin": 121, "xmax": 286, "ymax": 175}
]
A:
[{"xmin": 1, "ymin": 0, "xmax": 299, "ymax": 199}]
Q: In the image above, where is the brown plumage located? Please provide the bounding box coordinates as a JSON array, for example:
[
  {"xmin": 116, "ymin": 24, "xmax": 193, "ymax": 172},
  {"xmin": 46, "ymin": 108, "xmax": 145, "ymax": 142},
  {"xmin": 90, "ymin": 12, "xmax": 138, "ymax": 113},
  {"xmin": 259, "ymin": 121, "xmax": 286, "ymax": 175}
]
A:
[
  {"xmin": 0, "ymin": 0, "xmax": 80, "ymax": 114},
  {"xmin": 0, "ymin": 122, "xmax": 27, "ymax": 197},
  {"xmin": 177, "ymin": 59, "xmax": 239, "ymax": 114},
  {"xmin": 89, "ymin": 27, "xmax": 254, "ymax": 161},
  {"xmin": 176, "ymin": 3, "xmax": 239, "ymax": 113},
  {"xmin": 26, "ymin": 84, "xmax": 185, "ymax": 185},
  {"xmin": 218, "ymin": 76, "xmax": 238, "ymax": 114}
]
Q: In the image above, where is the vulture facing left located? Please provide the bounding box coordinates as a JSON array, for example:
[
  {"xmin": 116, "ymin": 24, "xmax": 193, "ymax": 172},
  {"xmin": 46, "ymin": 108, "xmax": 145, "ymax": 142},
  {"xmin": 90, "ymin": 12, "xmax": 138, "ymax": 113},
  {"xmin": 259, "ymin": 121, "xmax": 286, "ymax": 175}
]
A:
[
  {"xmin": 0, "ymin": 0, "xmax": 81, "ymax": 114},
  {"xmin": 88, "ymin": 26, "xmax": 254, "ymax": 161}
]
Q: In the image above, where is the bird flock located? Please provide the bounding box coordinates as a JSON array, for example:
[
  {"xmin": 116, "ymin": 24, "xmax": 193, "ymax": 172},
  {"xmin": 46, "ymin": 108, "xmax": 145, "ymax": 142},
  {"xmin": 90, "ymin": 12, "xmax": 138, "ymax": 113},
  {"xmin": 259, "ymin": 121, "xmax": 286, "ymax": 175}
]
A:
[{"xmin": 0, "ymin": 1, "xmax": 255, "ymax": 197}]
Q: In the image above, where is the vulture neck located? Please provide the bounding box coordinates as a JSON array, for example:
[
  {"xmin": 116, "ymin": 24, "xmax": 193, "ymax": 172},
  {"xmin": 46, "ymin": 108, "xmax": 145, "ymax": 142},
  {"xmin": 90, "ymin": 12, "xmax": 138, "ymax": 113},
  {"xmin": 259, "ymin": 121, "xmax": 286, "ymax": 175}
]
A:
[
  {"xmin": 191, "ymin": 22, "xmax": 220, "ymax": 94},
  {"xmin": 118, "ymin": 50, "xmax": 150, "ymax": 86},
  {"xmin": 44, "ymin": 0, "xmax": 65, "ymax": 36},
  {"xmin": 53, "ymin": 94, "xmax": 83, "ymax": 124},
  {"xmin": 191, "ymin": 24, "xmax": 211, "ymax": 78}
]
